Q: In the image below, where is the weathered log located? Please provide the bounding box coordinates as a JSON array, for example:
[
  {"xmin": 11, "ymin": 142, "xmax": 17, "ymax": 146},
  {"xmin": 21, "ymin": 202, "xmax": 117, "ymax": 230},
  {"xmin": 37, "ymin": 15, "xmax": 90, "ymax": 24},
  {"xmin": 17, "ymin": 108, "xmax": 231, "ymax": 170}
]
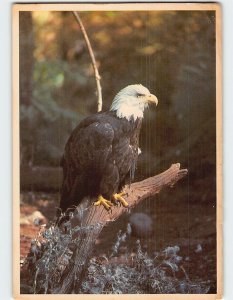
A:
[
  {"xmin": 52, "ymin": 163, "xmax": 188, "ymax": 293},
  {"xmin": 20, "ymin": 166, "xmax": 62, "ymax": 191}
]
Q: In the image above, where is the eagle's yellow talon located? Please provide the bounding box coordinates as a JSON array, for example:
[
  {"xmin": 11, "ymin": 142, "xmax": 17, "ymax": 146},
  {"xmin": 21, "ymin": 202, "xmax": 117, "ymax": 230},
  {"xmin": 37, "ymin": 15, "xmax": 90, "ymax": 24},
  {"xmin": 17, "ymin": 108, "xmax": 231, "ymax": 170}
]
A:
[
  {"xmin": 94, "ymin": 195, "xmax": 113, "ymax": 210},
  {"xmin": 112, "ymin": 192, "xmax": 128, "ymax": 207}
]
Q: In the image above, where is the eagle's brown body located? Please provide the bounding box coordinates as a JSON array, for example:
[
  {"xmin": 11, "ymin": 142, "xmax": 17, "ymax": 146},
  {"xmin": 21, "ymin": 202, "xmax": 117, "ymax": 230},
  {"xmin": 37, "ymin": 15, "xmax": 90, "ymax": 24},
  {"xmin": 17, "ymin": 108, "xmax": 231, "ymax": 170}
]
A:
[{"xmin": 60, "ymin": 111, "xmax": 142, "ymax": 212}]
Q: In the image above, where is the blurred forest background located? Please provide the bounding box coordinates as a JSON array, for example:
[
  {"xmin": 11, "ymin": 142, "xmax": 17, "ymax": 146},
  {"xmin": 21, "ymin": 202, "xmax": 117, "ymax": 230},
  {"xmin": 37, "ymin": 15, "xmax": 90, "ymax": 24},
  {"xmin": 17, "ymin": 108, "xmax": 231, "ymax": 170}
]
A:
[{"xmin": 19, "ymin": 10, "xmax": 217, "ymax": 293}]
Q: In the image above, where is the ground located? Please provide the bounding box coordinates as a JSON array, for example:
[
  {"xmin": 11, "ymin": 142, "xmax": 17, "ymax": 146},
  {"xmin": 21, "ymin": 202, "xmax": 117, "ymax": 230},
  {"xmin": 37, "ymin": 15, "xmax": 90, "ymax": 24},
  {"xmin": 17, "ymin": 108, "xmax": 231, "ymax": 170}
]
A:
[{"xmin": 20, "ymin": 188, "xmax": 216, "ymax": 293}]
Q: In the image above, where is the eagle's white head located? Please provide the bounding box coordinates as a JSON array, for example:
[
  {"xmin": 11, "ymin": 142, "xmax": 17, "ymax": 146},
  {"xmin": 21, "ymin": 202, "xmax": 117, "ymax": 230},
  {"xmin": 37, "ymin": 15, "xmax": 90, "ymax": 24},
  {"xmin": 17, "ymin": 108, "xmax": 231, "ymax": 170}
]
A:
[{"xmin": 110, "ymin": 84, "xmax": 158, "ymax": 121}]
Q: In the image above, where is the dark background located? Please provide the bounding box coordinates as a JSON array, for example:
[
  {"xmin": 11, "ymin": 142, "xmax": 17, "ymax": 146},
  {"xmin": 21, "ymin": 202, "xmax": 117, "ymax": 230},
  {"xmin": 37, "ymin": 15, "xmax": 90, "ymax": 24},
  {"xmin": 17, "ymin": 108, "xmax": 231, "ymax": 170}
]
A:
[{"xmin": 19, "ymin": 10, "xmax": 216, "ymax": 292}]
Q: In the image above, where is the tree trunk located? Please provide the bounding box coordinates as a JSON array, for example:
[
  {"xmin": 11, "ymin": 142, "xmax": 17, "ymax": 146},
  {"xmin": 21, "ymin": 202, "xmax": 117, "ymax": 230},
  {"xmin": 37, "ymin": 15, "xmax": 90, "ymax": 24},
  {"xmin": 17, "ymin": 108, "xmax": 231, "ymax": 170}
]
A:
[
  {"xmin": 21, "ymin": 163, "xmax": 187, "ymax": 294},
  {"xmin": 19, "ymin": 12, "xmax": 34, "ymax": 106},
  {"xmin": 54, "ymin": 163, "xmax": 188, "ymax": 293}
]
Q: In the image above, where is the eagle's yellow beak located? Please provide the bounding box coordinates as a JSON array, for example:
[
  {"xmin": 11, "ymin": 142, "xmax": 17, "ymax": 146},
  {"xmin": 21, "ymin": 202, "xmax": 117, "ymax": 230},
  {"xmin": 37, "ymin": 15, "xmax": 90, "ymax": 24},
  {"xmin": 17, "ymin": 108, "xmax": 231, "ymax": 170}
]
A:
[{"xmin": 146, "ymin": 94, "xmax": 158, "ymax": 106}]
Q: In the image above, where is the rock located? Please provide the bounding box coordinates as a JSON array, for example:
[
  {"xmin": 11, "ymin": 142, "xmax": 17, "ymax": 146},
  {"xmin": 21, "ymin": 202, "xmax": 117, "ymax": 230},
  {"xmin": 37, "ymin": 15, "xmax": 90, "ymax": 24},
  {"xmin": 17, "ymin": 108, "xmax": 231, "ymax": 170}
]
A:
[
  {"xmin": 129, "ymin": 212, "xmax": 153, "ymax": 238},
  {"xmin": 20, "ymin": 210, "xmax": 46, "ymax": 225},
  {"xmin": 195, "ymin": 244, "xmax": 202, "ymax": 253}
]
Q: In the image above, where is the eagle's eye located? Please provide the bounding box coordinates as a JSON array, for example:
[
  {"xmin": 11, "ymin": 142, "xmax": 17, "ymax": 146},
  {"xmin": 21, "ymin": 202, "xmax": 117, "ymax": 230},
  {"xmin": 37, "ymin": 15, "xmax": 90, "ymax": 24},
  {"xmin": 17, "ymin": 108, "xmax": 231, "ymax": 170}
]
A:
[{"xmin": 137, "ymin": 93, "xmax": 145, "ymax": 97}]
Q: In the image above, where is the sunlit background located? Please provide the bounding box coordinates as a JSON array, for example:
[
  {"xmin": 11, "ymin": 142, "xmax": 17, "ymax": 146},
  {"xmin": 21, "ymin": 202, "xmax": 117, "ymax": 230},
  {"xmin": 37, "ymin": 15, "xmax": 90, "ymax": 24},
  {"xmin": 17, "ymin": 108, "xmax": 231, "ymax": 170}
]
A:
[{"xmin": 19, "ymin": 10, "xmax": 216, "ymax": 293}]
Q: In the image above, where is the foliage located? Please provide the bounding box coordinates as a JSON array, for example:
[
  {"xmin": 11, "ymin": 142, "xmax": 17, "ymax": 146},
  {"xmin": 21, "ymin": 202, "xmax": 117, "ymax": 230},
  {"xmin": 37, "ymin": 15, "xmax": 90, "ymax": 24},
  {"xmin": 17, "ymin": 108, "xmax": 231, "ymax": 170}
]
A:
[
  {"xmin": 20, "ymin": 59, "xmax": 84, "ymax": 166},
  {"xmin": 81, "ymin": 242, "xmax": 209, "ymax": 294},
  {"xmin": 21, "ymin": 222, "xmax": 210, "ymax": 294},
  {"xmin": 20, "ymin": 10, "xmax": 216, "ymax": 177}
]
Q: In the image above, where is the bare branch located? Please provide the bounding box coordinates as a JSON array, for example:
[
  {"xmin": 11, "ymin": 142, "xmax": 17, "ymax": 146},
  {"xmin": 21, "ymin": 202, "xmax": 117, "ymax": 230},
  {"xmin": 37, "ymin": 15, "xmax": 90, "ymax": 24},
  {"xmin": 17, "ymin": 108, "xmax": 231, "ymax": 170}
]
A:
[
  {"xmin": 72, "ymin": 11, "xmax": 102, "ymax": 112},
  {"xmin": 74, "ymin": 163, "xmax": 188, "ymax": 226},
  {"xmin": 21, "ymin": 163, "xmax": 188, "ymax": 294},
  {"xmin": 55, "ymin": 163, "xmax": 188, "ymax": 293}
]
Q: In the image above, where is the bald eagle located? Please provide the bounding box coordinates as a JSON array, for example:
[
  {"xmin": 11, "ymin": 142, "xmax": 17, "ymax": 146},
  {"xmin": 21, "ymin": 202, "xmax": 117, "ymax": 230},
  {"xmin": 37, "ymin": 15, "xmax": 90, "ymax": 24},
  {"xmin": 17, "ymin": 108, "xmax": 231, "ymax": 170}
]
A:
[{"xmin": 59, "ymin": 84, "xmax": 158, "ymax": 213}]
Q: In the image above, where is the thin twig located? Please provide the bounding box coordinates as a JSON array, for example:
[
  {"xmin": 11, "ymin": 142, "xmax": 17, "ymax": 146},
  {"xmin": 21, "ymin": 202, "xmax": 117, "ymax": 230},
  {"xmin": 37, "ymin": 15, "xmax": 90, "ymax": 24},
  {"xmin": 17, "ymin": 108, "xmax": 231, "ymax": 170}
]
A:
[{"xmin": 72, "ymin": 11, "xmax": 102, "ymax": 112}]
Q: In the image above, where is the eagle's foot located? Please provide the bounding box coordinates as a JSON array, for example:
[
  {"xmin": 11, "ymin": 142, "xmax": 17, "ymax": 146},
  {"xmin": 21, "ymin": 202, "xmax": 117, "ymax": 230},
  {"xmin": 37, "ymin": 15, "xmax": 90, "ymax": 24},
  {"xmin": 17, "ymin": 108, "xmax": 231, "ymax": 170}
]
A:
[
  {"xmin": 112, "ymin": 192, "xmax": 128, "ymax": 207},
  {"xmin": 94, "ymin": 195, "xmax": 113, "ymax": 210}
]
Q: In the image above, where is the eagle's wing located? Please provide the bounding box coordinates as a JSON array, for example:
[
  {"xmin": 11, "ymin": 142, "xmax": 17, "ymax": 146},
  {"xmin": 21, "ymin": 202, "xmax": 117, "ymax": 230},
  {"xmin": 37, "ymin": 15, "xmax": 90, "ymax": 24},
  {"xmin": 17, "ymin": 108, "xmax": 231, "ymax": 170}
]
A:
[
  {"xmin": 60, "ymin": 118, "xmax": 115, "ymax": 211},
  {"xmin": 69, "ymin": 121, "xmax": 115, "ymax": 170}
]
